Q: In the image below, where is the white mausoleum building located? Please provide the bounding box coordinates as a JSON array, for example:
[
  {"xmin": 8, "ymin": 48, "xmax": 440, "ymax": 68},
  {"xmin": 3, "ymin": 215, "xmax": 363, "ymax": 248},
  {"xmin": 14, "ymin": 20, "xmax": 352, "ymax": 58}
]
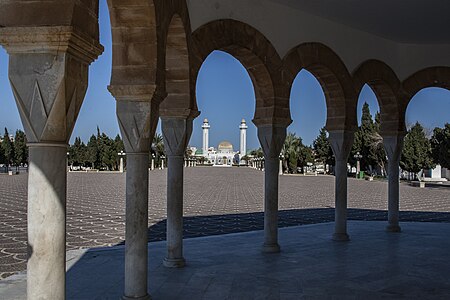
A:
[{"xmin": 198, "ymin": 118, "xmax": 247, "ymax": 166}]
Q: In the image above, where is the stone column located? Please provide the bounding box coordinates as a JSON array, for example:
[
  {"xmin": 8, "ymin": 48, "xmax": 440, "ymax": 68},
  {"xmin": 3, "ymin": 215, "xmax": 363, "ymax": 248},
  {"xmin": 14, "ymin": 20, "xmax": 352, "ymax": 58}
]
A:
[
  {"xmin": 279, "ymin": 159, "xmax": 283, "ymax": 175},
  {"xmin": 120, "ymin": 157, "xmax": 125, "ymax": 173},
  {"xmin": 328, "ymin": 131, "xmax": 354, "ymax": 241},
  {"xmin": 110, "ymin": 87, "xmax": 158, "ymax": 300},
  {"xmin": 162, "ymin": 117, "xmax": 193, "ymax": 267},
  {"xmin": 383, "ymin": 134, "xmax": 405, "ymax": 232},
  {"xmin": 0, "ymin": 26, "xmax": 102, "ymax": 299},
  {"xmin": 257, "ymin": 124, "xmax": 287, "ymax": 253}
]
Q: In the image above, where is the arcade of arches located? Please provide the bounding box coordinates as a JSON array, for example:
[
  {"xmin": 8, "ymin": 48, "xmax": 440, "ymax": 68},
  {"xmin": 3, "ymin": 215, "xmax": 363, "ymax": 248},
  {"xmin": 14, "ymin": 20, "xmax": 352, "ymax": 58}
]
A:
[{"xmin": 0, "ymin": 1, "xmax": 449, "ymax": 299}]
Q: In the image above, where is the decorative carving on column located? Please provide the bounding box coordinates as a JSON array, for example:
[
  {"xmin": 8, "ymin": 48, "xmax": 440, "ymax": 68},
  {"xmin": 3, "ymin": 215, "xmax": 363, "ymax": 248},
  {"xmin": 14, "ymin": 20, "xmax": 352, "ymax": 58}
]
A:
[
  {"xmin": 257, "ymin": 123, "xmax": 288, "ymax": 253},
  {"xmin": 258, "ymin": 124, "xmax": 287, "ymax": 159},
  {"xmin": 1, "ymin": 26, "xmax": 103, "ymax": 143},
  {"xmin": 328, "ymin": 130, "xmax": 354, "ymax": 241},
  {"xmin": 328, "ymin": 131, "xmax": 355, "ymax": 162},
  {"xmin": 162, "ymin": 117, "xmax": 193, "ymax": 157},
  {"xmin": 110, "ymin": 85, "xmax": 159, "ymax": 153}
]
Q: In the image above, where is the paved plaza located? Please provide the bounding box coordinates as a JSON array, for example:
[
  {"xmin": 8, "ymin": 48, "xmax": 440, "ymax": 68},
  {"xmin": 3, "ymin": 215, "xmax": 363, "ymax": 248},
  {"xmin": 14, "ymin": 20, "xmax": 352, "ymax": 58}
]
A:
[
  {"xmin": 0, "ymin": 167, "xmax": 449, "ymax": 279},
  {"xmin": 2, "ymin": 221, "xmax": 450, "ymax": 299}
]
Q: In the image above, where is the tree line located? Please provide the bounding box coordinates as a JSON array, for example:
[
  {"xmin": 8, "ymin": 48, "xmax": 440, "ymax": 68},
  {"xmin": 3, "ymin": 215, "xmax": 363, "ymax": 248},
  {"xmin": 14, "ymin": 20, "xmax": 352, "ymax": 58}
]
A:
[
  {"xmin": 246, "ymin": 102, "xmax": 450, "ymax": 177},
  {"xmin": 0, "ymin": 128, "xmax": 27, "ymax": 171},
  {"xmin": 1, "ymin": 106, "xmax": 449, "ymax": 177}
]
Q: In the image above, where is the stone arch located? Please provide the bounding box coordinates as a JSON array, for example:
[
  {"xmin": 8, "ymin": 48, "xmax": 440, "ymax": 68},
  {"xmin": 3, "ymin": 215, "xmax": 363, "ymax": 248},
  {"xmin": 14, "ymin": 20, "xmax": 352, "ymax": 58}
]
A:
[
  {"xmin": 159, "ymin": 13, "xmax": 193, "ymax": 117},
  {"xmin": 402, "ymin": 67, "xmax": 450, "ymax": 103},
  {"xmin": 353, "ymin": 60, "xmax": 404, "ymax": 134},
  {"xmin": 106, "ymin": 0, "xmax": 157, "ymax": 90},
  {"xmin": 191, "ymin": 19, "xmax": 290, "ymax": 126},
  {"xmin": 283, "ymin": 43, "xmax": 357, "ymax": 131},
  {"xmin": 402, "ymin": 67, "xmax": 450, "ymax": 130}
]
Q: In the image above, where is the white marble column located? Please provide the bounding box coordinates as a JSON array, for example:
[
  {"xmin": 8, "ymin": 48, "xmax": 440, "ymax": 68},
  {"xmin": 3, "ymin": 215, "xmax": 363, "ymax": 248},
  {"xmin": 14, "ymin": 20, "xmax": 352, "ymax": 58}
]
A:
[
  {"xmin": 162, "ymin": 117, "xmax": 193, "ymax": 267},
  {"xmin": 123, "ymin": 153, "xmax": 150, "ymax": 300},
  {"xmin": 111, "ymin": 91, "xmax": 157, "ymax": 300},
  {"xmin": 279, "ymin": 159, "xmax": 283, "ymax": 175},
  {"xmin": 27, "ymin": 144, "xmax": 68, "ymax": 299},
  {"xmin": 258, "ymin": 125, "xmax": 287, "ymax": 253},
  {"xmin": 329, "ymin": 131, "xmax": 354, "ymax": 241},
  {"xmin": 1, "ymin": 25, "xmax": 102, "ymax": 300},
  {"xmin": 383, "ymin": 134, "xmax": 405, "ymax": 232}
]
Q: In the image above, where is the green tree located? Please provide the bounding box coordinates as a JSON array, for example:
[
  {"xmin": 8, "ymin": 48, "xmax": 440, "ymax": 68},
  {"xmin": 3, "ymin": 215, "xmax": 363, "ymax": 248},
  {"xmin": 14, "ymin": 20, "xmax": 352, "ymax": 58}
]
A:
[
  {"xmin": 250, "ymin": 148, "xmax": 264, "ymax": 158},
  {"xmin": 13, "ymin": 130, "xmax": 27, "ymax": 168},
  {"xmin": 70, "ymin": 137, "xmax": 86, "ymax": 166},
  {"xmin": 281, "ymin": 132, "xmax": 313, "ymax": 173},
  {"xmin": 86, "ymin": 134, "xmax": 99, "ymax": 168},
  {"xmin": 1, "ymin": 128, "xmax": 14, "ymax": 171},
  {"xmin": 400, "ymin": 122, "xmax": 435, "ymax": 177},
  {"xmin": 297, "ymin": 145, "xmax": 314, "ymax": 173},
  {"xmin": 430, "ymin": 123, "xmax": 450, "ymax": 169},
  {"xmin": 313, "ymin": 127, "xmax": 334, "ymax": 168},
  {"xmin": 351, "ymin": 103, "xmax": 382, "ymax": 175}
]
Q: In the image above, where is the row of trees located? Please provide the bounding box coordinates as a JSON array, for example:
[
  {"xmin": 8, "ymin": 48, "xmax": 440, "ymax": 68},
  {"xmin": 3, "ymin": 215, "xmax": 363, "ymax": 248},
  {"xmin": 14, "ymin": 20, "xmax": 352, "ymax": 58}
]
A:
[
  {"xmin": 0, "ymin": 128, "xmax": 27, "ymax": 171},
  {"xmin": 68, "ymin": 131, "xmax": 168, "ymax": 171},
  {"xmin": 2, "ymin": 109, "xmax": 449, "ymax": 176},
  {"xmin": 68, "ymin": 128, "xmax": 125, "ymax": 170},
  {"xmin": 246, "ymin": 103, "xmax": 449, "ymax": 177}
]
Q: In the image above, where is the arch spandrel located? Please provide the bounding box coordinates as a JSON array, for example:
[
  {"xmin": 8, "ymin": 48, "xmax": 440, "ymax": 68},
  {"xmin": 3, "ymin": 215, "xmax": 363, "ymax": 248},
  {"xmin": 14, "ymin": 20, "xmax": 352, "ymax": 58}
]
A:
[{"xmin": 283, "ymin": 43, "xmax": 357, "ymax": 131}]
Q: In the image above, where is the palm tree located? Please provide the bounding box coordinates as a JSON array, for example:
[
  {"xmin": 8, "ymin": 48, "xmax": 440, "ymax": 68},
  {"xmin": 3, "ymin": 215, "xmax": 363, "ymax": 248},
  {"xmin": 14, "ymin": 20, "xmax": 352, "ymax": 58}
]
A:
[
  {"xmin": 152, "ymin": 134, "xmax": 165, "ymax": 166},
  {"xmin": 281, "ymin": 132, "xmax": 301, "ymax": 173}
]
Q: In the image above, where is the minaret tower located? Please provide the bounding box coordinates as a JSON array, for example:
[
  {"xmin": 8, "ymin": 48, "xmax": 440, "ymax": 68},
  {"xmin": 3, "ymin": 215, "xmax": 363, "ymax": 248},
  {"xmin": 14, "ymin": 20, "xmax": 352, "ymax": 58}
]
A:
[
  {"xmin": 202, "ymin": 118, "xmax": 210, "ymax": 155},
  {"xmin": 239, "ymin": 119, "xmax": 248, "ymax": 158}
]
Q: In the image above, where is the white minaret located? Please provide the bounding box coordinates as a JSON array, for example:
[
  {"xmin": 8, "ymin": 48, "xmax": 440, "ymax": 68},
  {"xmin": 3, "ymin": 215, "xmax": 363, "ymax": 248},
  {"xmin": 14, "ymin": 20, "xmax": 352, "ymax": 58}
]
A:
[
  {"xmin": 202, "ymin": 118, "xmax": 210, "ymax": 155},
  {"xmin": 239, "ymin": 119, "xmax": 248, "ymax": 158}
]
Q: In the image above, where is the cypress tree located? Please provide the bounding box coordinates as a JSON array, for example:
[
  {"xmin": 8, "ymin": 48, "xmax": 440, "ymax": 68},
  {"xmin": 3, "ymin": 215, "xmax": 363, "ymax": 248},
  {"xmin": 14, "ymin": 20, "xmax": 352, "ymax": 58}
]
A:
[{"xmin": 400, "ymin": 122, "xmax": 435, "ymax": 176}]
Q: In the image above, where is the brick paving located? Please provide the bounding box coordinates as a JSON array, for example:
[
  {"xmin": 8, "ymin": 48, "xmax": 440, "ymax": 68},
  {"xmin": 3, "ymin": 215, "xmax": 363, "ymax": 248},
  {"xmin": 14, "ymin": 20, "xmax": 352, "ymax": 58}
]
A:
[{"xmin": 0, "ymin": 167, "xmax": 449, "ymax": 279}]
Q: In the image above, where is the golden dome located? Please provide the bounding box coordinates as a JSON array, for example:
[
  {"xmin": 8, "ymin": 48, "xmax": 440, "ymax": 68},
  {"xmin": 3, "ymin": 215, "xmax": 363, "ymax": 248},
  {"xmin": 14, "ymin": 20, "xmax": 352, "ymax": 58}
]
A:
[{"xmin": 218, "ymin": 141, "xmax": 233, "ymax": 150}]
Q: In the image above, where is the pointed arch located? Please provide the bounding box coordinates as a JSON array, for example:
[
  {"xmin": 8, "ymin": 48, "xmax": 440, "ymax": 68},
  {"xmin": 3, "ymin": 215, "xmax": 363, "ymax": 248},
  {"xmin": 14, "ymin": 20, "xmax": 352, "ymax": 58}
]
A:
[
  {"xmin": 191, "ymin": 19, "xmax": 290, "ymax": 126},
  {"xmin": 353, "ymin": 60, "xmax": 404, "ymax": 134},
  {"xmin": 283, "ymin": 43, "xmax": 357, "ymax": 131}
]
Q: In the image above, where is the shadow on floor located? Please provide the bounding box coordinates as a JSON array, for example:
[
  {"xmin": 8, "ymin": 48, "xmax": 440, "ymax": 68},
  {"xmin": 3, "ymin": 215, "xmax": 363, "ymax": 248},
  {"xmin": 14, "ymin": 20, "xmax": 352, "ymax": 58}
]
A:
[{"xmin": 121, "ymin": 208, "xmax": 450, "ymax": 244}]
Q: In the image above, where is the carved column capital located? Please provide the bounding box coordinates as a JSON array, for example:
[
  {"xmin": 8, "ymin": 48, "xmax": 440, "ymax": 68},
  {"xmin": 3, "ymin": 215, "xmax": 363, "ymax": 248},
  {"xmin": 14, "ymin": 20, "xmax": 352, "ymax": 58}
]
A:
[
  {"xmin": 117, "ymin": 101, "xmax": 157, "ymax": 154},
  {"xmin": 0, "ymin": 26, "xmax": 103, "ymax": 63},
  {"xmin": 257, "ymin": 124, "xmax": 288, "ymax": 159},
  {"xmin": 2, "ymin": 26, "xmax": 103, "ymax": 144},
  {"xmin": 328, "ymin": 130, "xmax": 355, "ymax": 162},
  {"xmin": 161, "ymin": 117, "xmax": 193, "ymax": 157},
  {"xmin": 382, "ymin": 133, "xmax": 405, "ymax": 162}
]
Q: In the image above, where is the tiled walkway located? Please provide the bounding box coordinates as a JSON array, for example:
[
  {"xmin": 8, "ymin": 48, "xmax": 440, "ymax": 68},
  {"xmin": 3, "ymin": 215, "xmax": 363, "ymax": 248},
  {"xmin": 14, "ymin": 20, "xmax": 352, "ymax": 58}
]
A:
[
  {"xmin": 1, "ymin": 167, "xmax": 449, "ymax": 279},
  {"xmin": 1, "ymin": 221, "xmax": 450, "ymax": 299}
]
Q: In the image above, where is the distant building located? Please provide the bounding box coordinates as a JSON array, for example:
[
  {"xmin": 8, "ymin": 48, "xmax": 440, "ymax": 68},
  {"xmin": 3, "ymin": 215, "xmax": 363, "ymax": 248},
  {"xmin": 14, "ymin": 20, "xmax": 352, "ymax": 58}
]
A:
[{"xmin": 197, "ymin": 118, "xmax": 247, "ymax": 166}]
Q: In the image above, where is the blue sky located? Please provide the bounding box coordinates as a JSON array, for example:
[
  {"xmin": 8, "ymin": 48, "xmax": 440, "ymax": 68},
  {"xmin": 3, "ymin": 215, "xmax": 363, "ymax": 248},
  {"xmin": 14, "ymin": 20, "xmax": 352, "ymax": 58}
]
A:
[{"xmin": 1, "ymin": 0, "xmax": 449, "ymax": 149}]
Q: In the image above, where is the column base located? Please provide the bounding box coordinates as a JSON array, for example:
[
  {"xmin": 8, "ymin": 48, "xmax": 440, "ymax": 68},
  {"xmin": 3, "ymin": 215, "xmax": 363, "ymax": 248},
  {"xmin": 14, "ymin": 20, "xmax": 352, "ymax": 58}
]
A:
[
  {"xmin": 386, "ymin": 224, "xmax": 401, "ymax": 232},
  {"xmin": 163, "ymin": 257, "xmax": 186, "ymax": 268},
  {"xmin": 262, "ymin": 243, "xmax": 281, "ymax": 253},
  {"xmin": 122, "ymin": 294, "xmax": 151, "ymax": 300},
  {"xmin": 332, "ymin": 233, "xmax": 350, "ymax": 241}
]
